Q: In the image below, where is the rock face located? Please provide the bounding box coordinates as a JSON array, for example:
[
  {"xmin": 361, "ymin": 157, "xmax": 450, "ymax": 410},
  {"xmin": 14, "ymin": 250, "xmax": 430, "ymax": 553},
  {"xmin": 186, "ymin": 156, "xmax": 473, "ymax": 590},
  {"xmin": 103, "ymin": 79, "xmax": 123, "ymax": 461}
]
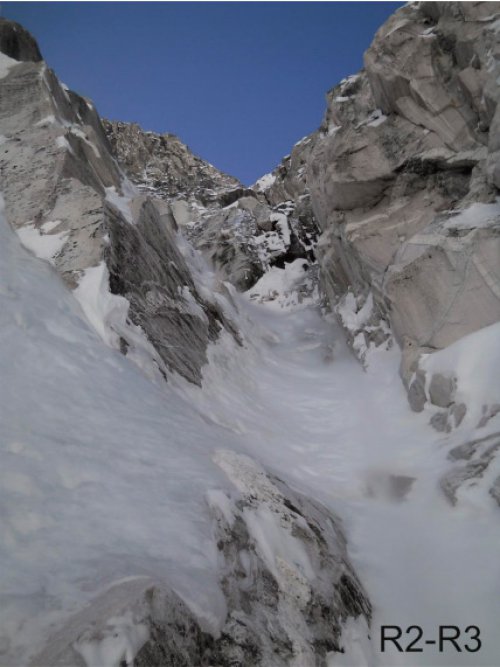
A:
[
  {"xmin": 258, "ymin": 2, "xmax": 500, "ymax": 407},
  {"xmin": 0, "ymin": 24, "xmax": 240, "ymax": 385}
]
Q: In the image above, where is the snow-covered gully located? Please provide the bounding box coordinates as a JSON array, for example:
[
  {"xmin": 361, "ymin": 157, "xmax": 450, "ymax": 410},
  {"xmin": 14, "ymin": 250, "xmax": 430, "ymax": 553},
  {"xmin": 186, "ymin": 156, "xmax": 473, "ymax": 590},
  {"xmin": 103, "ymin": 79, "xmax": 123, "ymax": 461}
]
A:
[{"xmin": 185, "ymin": 289, "xmax": 500, "ymax": 667}]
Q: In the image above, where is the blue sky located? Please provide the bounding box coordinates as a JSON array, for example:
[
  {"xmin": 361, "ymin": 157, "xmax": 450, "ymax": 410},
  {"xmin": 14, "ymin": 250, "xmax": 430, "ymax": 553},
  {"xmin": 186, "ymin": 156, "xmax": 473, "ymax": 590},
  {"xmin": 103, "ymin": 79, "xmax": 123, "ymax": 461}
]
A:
[{"xmin": 4, "ymin": 2, "xmax": 401, "ymax": 184}]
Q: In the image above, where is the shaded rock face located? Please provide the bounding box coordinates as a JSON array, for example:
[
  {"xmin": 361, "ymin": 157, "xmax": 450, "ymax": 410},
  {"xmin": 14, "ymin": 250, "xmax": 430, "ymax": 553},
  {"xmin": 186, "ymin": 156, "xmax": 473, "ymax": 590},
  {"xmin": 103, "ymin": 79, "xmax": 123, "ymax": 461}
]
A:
[
  {"xmin": 258, "ymin": 1, "xmax": 500, "ymax": 402},
  {"xmin": 0, "ymin": 18, "xmax": 42, "ymax": 62},
  {"xmin": 32, "ymin": 453, "xmax": 371, "ymax": 667},
  {"xmin": 0, "ymin": 27, "xmax": 239, "ymax": 386}
]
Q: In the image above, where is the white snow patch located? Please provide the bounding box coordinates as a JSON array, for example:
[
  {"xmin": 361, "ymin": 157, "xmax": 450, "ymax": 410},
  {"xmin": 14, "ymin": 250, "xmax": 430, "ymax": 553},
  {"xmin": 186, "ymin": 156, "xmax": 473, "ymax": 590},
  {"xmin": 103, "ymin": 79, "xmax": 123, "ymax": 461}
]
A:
[
  {"xmin": 444, "ymin": 198, "xmax": 500, "ymax": 230},
  {"xmin": 180, "ymin": 285, "xmax": 208, "ymax": 323},
  {"xmin": 366, "ymin": 110, "xmax": 387, "ymax": 128},
  {"xmin": 253, "ymin": 172, "xmax": 276, "ymax": 192},
  {"xmin": 35, "ymin": 115, "xmax": 57, "ymax": 127},
  {"xmin": 420, "ymin": 321, "xmax": 500, "ymax": 428},
  {"xmin": 246, "ymin": 259, "xmax": 313, "ymax": 312},
  {"xmin": 336, "ymin": 290, "xmax": 374, "ymax": 333},
  {"xmin": 73, "ymin": 262, "xmax": 130, "ymax": 348},
  {"xmin": 55, "ymin": 135, "xmax": 71, "ymax": 152},
  {"xmin": 16, "ymin": 221, "xmax": 68, "ymax": 264}
]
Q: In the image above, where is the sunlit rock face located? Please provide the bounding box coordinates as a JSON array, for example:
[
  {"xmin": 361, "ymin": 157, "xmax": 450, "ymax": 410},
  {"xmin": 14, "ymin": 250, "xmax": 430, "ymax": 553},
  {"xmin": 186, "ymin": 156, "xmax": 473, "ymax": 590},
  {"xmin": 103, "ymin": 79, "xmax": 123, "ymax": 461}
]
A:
[{"xmin": 258, "ymin": 2, "xmax": 500, "ymax": 410}]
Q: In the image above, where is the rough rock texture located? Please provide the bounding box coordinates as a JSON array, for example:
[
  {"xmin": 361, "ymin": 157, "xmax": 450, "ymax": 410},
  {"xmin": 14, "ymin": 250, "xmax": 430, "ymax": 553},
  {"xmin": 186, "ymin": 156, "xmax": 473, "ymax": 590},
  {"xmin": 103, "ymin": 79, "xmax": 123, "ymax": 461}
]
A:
[
  {"xmin": 104, "ymin": 120, "xmax": 320, "ymax": 294},
  {"xmin": 0, "ymin": 29, "xmax": 239, "ymax": 385},
  {"xmin": 257, "ymin": 1, "xmax": 500, "ymax": 408},
  {"xmin": 31, "ymin": 452, "xmax": 371, "ymax": 667},
  {"xmin": 103, "ymin": 119, "xmax": 241, "ymax": 205},
  {"xmin": 440, "ymin": 431, "xmax": 500, "ymax": 504}
]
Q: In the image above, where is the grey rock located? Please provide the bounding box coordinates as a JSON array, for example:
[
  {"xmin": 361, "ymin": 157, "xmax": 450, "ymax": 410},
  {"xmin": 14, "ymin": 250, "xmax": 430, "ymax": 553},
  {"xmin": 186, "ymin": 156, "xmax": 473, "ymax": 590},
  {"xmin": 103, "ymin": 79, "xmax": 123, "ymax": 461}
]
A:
[
  {"xmin": 430, "ymin": 411, "xmax": 451, "ymax": 433},
  {"xmin": 490, "ymin": 475, "xmax": 500, "ymax": 506},
  {"xmin": 408, "ymin": 370, "xmax": 427, "ymax": 413},
  {"xmin": 451, "ymin": 402, "xmax": 467, "ymax": 428},
  {"xmin": 440, "ymin": 432, "xmax": 500, "ymax": 504},
  {"xmin": 428, "ymin": 373, "xmax": 456, "ymax": 408},
  {"xmin": 477, "ymin": 403, "xmax": 500, "ymax": 428}
]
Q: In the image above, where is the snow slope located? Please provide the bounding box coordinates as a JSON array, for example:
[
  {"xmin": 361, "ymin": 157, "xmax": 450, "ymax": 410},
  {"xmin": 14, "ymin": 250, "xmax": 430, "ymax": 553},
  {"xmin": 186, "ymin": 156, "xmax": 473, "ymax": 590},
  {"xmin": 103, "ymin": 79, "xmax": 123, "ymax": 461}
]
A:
[
  {"xmin": 183, "ymin": 288, "xmax": 500, "ymax": 666},
  {"xmin": 0, "ymin": 200, "xmax": 235, "ymax": 663},
  {"xmin": 2, "ymin": 184, "xmax": 500, "ymax": 666}
]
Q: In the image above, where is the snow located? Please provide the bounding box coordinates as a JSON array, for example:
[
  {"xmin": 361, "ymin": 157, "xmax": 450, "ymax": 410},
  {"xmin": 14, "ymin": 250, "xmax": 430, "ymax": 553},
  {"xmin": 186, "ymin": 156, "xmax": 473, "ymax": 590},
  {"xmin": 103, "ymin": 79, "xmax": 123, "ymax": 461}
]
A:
[
  {"xmin": 253, "ymin": 171, "xmax": 276, "ymax": 192},
  {"xmin": 73, "ymin": 262, "xmax": 130, "ymax": 348},
  {"xmin": 444, "ymin": 198, "xmax": 500, "ymax": 230},
  {"xmin": 35, "ymin": 114, "xmax": 57, "ymax": 127},
  {"xmin": 246, "ymin": 259, "xmax": 314, "ymax": 311},
  {"xmin": 16, "ymin": 220, "xmax": 68, "ymax": 264},
  {"xmin": 366, "ymin": 110, "xmax": 387, "ymax": 128},
  {"xmin": 2, "ymin": 176, "xmax": 500, "ymax": 667},
  {"xmin": 74, "ymin": 610, "xmax": 149, "ymax": 667},
  {"xmin": 0, "ymin": 51, "xmax": 18, "ymax": 79},
  {"xmin": 55, "ymin": 135, "xmax": 71, "ymax": 151},
  {"xmin": 420, "ymin": 321, "xmax": 500, "ymax": 428},
  {"xmin": 0, "ymin": 201, "xmax": 236, "ymax": 664},
  {"xmin": 104, "ymin": 186, "xmax": 134, "ymax": 224},
  {"xmin": 184, "ymin": 288, "xmax": 500, "ymax": 667},
  {"xmin": 336, "ymin": 290, "xmax": 373, "ymax": 332}
]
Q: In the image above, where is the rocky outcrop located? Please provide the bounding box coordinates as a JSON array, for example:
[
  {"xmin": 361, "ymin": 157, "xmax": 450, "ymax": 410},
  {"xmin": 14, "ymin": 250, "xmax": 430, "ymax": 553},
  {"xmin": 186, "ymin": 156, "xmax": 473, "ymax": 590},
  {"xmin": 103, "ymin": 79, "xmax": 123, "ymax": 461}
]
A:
[
  {"xmin": 0, "ymin": 24, "xmax": 240, "ymax": 385},
  {"xmin": 103, "ymin": 119, "xmax": 241, "ymax": 205},
  {"xmin": 104, "ymin": 119, "xmax": 320, "ymax": 295},
  {"xmin": 440, "ymin": 432, "xmax": 500, "ymax": 505},
  {"xmin": 31, "ymin": 452, "xmax": 371, "ymax": 667}
]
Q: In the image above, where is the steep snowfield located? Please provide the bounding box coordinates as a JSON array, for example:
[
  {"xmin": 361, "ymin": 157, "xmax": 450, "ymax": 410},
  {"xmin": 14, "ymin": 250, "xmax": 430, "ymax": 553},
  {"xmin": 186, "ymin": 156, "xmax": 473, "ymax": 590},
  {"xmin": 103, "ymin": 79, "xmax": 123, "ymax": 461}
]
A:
[
  {"xmin": 183, "ymin": 290, "xmax": 500, "ymax": 665},
  {"xmin": 2, "ymin": 188, "xmax": 500, "ymax": 666},
  {"xmin": 0, "ymin": 201, "xmax": 234, "ymax": 663}
]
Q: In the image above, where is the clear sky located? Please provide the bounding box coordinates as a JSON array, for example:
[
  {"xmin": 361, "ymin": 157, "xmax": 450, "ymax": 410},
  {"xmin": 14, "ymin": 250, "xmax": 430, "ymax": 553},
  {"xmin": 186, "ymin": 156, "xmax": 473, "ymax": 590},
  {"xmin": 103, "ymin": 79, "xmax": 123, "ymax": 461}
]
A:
[{"xmin": 3, "ymin": 2, "xmax": 402, "ymax": 185}]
